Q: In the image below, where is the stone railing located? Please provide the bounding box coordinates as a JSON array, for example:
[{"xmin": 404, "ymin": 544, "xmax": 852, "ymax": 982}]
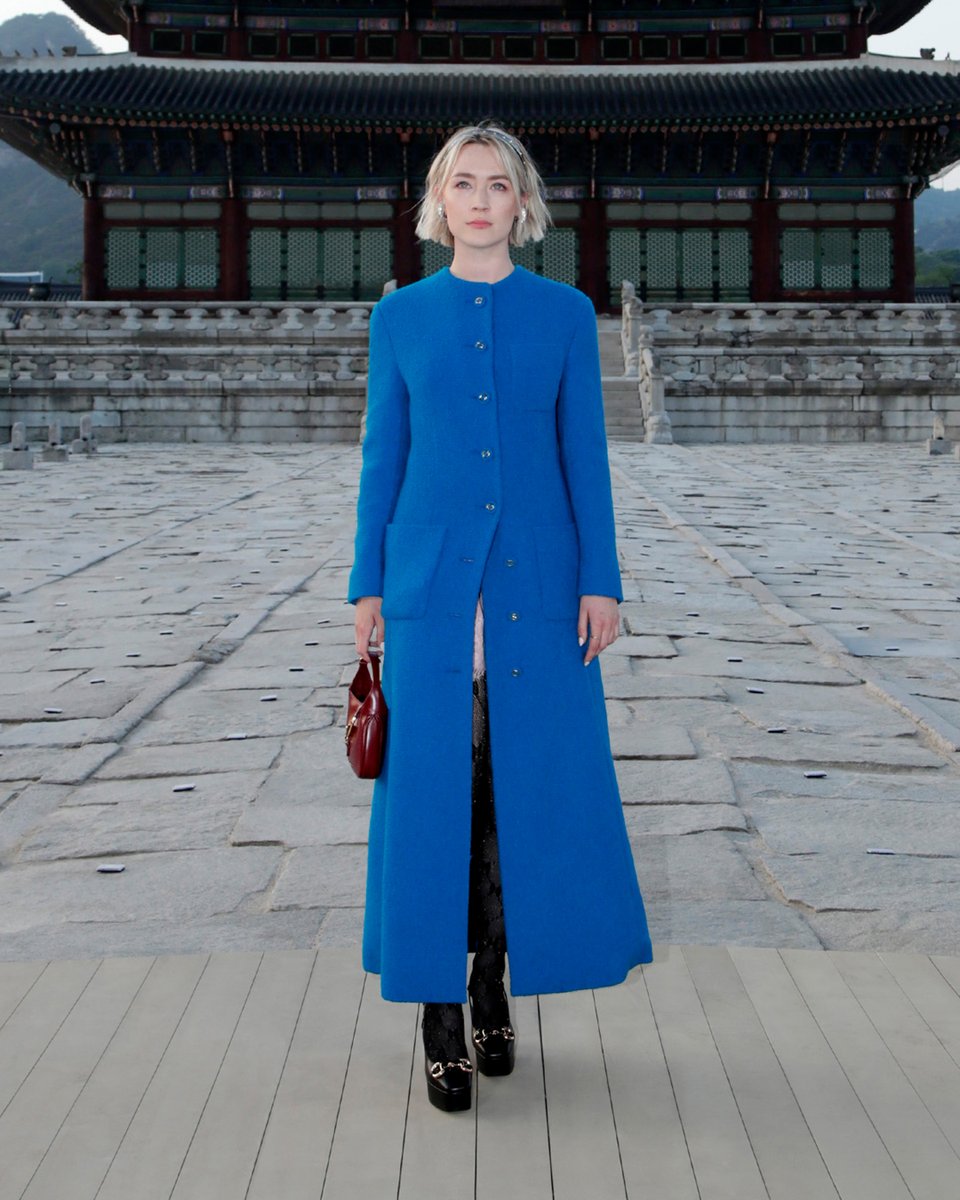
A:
[
  {"xmin": 0, "ymin": 302, "xmax": 372, "ymax": 339},
  {"xmin": 0, "ymin": 300, "xmax": 374, "ymax": 444},
  {"xmin": 619, "ymin": 286, "xmax": 960, "ymax": 444}
]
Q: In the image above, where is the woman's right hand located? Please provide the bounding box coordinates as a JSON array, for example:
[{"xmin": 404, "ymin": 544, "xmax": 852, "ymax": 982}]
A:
[{"xmin": 354, "ymin": 596, "xmax": 384, "ymax": 662}]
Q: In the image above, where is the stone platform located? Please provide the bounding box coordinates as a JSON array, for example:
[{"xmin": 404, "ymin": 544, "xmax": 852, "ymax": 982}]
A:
[
  {"xmin": 2, "ymin": 441, "xmax": 960, "ymax": 1198},
  {"xmin": 0, "ymin": 441, "xmax": 959, "ymax": 958}
]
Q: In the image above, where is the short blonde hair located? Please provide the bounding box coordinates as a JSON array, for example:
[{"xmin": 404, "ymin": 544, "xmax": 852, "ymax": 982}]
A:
[{"xmin": 414, "ymin": 123, "xmax": 552, "ymax": 248}]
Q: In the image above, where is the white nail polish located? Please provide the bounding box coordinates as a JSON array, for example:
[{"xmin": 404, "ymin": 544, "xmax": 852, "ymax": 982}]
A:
[{"xmin": 578, "ymin": 636, "xmax": 585, "ymax": 646}]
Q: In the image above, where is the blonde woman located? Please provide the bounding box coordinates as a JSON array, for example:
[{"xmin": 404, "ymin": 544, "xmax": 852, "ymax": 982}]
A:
[{"xmin": 349, "ymin": 123, "xmax": 652, "ymax": 1113}]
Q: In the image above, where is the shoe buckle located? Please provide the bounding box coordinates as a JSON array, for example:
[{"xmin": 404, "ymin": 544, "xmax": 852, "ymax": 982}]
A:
[
  {"xmin": 473, "ymin": 1026, "xmax": 516, "ymax": 1046},
  {"xmin": 429, "ymin": 1057, "xmax": 474, "ymax": 1079}
]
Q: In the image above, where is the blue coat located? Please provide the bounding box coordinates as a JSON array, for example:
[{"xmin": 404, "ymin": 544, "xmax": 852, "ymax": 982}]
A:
[{"xmin": 348, "ymin": 264, "xmax": 652, "ymax": 1002}]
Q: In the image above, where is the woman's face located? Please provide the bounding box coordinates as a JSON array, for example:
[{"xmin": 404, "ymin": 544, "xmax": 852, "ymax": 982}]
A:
[{"xmin": 439, "ymin": 141, "xmax": 525, "ymax": 253}]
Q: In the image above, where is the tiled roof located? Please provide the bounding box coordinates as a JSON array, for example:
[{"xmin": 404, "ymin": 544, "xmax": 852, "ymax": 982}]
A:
[
  {"xmin": 59, "ymin": 0, "xmax": 931, "ymax": 39},
  {"xmin": 872, "ymin": 0, "xmax": 934, "ymax": 36},
  {"xmin": 2, "ymin": 54, "xmax": 960, "ymax": 129}
]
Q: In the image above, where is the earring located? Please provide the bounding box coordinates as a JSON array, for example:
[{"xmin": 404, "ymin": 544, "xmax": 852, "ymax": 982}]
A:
[
  {"xmin": 437, "ymin": 203, "xmax": 445, "ymax": 220},
  {"xmin": 519, "ymin": 207, "xmax": 528, "ymax": 223}
]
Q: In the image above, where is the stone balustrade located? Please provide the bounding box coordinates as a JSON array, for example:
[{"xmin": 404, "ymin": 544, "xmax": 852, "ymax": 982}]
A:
[
  {"xmin": 620, "ymin": 287, "xmax": 960, "ymax": 444},
  {"xmin": 0, "ymin": 300, "xmax": 373, "ymax": 444},
  {"xmin": 0, "ymin": 301, "xmax": 372, "ymax": 340}
]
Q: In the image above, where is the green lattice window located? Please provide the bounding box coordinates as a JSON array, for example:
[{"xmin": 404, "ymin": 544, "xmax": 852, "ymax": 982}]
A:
[
  {"xmin": 248, "ymin": 226, "xmax": 391, "ymax": 300},
  {"xmin": 607, "ymin": 227, "xmax": 751, "ymax": 305},
  {"xmin": 780, "ymin": 227, "xmax": 892, "ymax": 293},
  {"xmin": 105, "ymin": 227, "xmax": 220, "ymax": 292},
  {"xmin": 421, "ymin": 227, "xmax": 579, "ymax": 287}
]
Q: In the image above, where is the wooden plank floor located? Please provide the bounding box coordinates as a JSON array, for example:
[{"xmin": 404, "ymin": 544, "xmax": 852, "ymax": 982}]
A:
[{"xmin": 3, "ymin": 945, "xmax": 960, "ymax": 1200}]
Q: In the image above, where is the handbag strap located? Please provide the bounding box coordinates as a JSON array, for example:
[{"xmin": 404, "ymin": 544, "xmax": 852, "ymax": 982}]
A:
[{"xmin": 367, "ymin": 648, "xmax": 381, "ymax": 687}]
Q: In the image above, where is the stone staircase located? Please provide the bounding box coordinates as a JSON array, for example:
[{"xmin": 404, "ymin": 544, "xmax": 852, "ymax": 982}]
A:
[{"xmin": 598, "ymin": 318, "xmax": 644, "ymax": 441}]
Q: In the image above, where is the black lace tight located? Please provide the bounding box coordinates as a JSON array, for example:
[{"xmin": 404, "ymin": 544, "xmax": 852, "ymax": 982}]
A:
[{"xmin": 422, "ymin": 672, "xmax": 507, "ymax": 1058}]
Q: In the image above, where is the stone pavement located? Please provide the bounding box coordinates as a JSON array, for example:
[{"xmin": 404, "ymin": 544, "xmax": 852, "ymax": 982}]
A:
[{"xmin": 0, "ymin": 443, "xmax": 958, "ymax": 961}]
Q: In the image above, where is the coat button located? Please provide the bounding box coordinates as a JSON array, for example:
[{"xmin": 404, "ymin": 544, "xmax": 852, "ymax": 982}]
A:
[
  {"xmin": 504, "ymin": 558, "xmax": 516, "ymax": 567},
  {"xmin": 480, "ymin": 449, "xmax": 492, "ymax": 459},
  {"xmin": 477, "ymin": 393, "xmax": 490, "ymax": 403},
  {"xmin": 485, "ymin": 502, "xmax": 496, "ymax": 512},
  {"xmin": 474, "ymin": 296, "xmax": 485, "ymax": 305},
  {"xmin": 510, "ymin": 611, "xmax": 520, "ymax": 621},
  {"xmin": 511, "ymin": 668, "xmax": 522, "ymax": 677},
  {"xmin": 475, "ymin": 340, "xmax": 486, "ymax": 350}
]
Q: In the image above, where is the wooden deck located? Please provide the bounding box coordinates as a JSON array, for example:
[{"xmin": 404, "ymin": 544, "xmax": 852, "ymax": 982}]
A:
[{"xmin": 3, "ymin": 945, "xmax": 960, "ymax": 1200}]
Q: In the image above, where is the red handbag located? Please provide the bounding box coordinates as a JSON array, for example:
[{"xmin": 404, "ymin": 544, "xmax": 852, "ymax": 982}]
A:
[{"xmin": 345, "ymin": 650, "xmax": 387, "ymax": 778}]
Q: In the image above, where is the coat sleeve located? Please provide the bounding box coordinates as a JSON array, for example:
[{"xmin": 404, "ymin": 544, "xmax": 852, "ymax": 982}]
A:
[
  {"xmin": 347, "ymin": 301, "xmax": 411, "ymax": 604},
  {"xmin": 556, "ymin": 293, "xmax": 624, "ymax": 603}
]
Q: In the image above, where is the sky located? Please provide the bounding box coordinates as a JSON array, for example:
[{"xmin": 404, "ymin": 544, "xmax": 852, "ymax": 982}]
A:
[{"xmin": 2, "ymin": 0, "xmax": 960, "ymax": 187}]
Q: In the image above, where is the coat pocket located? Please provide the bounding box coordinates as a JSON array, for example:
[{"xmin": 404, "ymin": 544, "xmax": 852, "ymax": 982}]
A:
[
  {"xmin": 533, "ymin": 523, "xmax": 581, "ymax": 620},
  {"xmin": 381, "ymin": 522, "xmax": 447, "ymax": 619}
]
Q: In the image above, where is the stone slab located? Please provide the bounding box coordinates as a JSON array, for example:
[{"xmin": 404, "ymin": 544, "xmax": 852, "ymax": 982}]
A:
[
  {"xmin": 124, "ymin": 698, "xmax": 337, "ymax": 747},
  {"xmin": 256, "ymin": 729, "xmax": 365, "ymax": 808},
  {"xmin": 269, "ymin": 844, "xmax": 367, "ymax": 910},
  {"xmin": 729, "ymin": 762, "xmax": 960, "ymax": 806},
  {"xmin": 231, "ymin": 803, "xmax": 370, "ymax": 848},
  {"xmin": 0, "ymin": 685, "xmax": 138, "ymax": 721},
  {"xmin": 755, "ymin": 850, "xmax": 960, "ymax": 914},
  {"xmin": 0, "ymin": 783, "xmax": 74, "ymax": 860},
  {"xmin": 806, "ymin": 910, "xmax": 960, "ymax": 956},
  {"xmin": 95, "ymin": 737, "xmax": 284, "ymax": 779},
  {"xmin": 604, "ymin": 636, "xmax": 678, "ymax": 659},
  {"xmin": 315, "ymin": 906, "xmax": 365, "ymax": 948},
  {"xmin": 631, "ymin": 832, "xmax": 767, "ymax": 902},
  {"xmin": 0, "ymin": 910, "xmax": 326, "ymax": 962},
  {"xmin": 610, "ymin": 724, "xmax": 697, "ymax": 760},
  {"xmin": 16, "ymin": 793, "xmax": 251, "ymax": 861},
  {"xmin": 844, "ymin": 636, "xmax": 960, "ymax": 660},
  {"xmin": 615, "ymin": 758, "xmax": 738, "ymax": 806},
  {"xmin": 0, "ymin": 846, "xmax": 284, "ymax": 934},
  {"xmin": 0, "ymin": 749, "xmax": 61, "ymax": 782},
  {"xmin": 624, "ymin": 804, "xmax": 747, "ymax": 837},
  {"xmin": 645, "ymin": 899, "xmax": 821, "ymax": 950},
  {"xmin": 746, "ymin": 798, "xmax": 960, "ymax": 857},
  {"xmin": 602, "ymin": 673, "xmax": 728, "ymax": 701},
  {"xmin": 720, "ymin": 728, "xmax": 944, "ymax": 770},
  {"xmin": 0, "ymin": 719, "xmax": 103, "ymax": 748}
]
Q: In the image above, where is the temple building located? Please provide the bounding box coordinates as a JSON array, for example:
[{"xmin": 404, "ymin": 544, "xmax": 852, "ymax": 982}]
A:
[{"xmin": 2, "ymin": 1, "xmax": 960, "ymax": 309}]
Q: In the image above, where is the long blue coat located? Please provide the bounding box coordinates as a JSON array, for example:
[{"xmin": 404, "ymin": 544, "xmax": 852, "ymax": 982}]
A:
[{"xmin": 348, "ymin": 264, "xmax": 652, "ymax": 1002}]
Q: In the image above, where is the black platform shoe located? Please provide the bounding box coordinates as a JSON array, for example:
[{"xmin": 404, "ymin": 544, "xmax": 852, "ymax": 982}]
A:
[
  {"xmin": 422, "ymin": 1003, "xmax": 474, "ymax": 1112},
  {"xmin": 467, "ymin": 975, "xmax": 516, "ymax": 1077}
]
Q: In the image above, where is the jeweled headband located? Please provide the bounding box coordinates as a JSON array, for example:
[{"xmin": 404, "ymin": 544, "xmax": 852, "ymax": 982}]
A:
[{"xmin": 480, "ymin": 127, "xmax": 527, "ymax": 166}]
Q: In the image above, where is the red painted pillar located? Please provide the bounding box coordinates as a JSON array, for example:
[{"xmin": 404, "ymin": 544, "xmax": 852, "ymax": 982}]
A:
[
  {"xmin": 751, "ymin": 199, "xmax": 779, "ymax": 301},
  {"xmin": 579, "ymin": 198, "xmax": 605, "ymax": 311},
  {"xmin": 393, "ymin": 198, "xmax": 419, "ymax": 286},
  {"xmin": 82, "ymin": 195, "xmax": 105, "ymax": 300},
  {"xmin": 220, "ymin": 196, "xmax": 246, "ymax": 299},
  {"xmin": 892, "ymin": 198, "xmax": 916, "ymax": 302}
]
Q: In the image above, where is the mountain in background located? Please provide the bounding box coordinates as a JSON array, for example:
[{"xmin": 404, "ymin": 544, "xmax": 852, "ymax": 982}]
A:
[
  {"xmin": 0, "ymin": 11, "xmax": 99, "ymax": 57},
  {"xmin": 0, "ymin": 12, "xmax": 99, "ymax": 281},
  {"xmin": 914, "ymin": 187, "xmax": 960, "ymax": 251}
]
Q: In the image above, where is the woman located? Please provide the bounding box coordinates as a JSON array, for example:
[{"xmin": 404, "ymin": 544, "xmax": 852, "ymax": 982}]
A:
[{"xmin": 349, "ymin": 123, "xmax": 652, "ymax": 1113}]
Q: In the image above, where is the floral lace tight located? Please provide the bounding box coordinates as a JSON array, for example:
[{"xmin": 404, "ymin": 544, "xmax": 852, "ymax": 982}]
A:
[{"xmin": 422, "ymin": 670, "xmax": 507, "ymax": 1060}]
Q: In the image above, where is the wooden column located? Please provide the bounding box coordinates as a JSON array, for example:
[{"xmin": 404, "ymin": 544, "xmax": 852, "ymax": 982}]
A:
[
  {"xmin": 578, "ymin": 198, "xmax": 605, "ymax": 311},
  {"xmin": 751, "ymin": 199, "xmax": 779, "ymax": 301},
  {"xmin": 220, "ymin": 196, "xmax": 246, "ymax": 299},
  {"xmin": 82, "ymin": 195, "xmax": 105, "ymax": 301},
  {"xmin": 892, "ymin": 198, "xmax": 916, "ymax": 302},
  {"xmin": 393, "ymin": 199, "xmax": 419, "ymax": 287}
]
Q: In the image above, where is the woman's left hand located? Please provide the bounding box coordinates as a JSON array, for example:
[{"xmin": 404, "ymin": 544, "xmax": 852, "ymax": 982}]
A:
[{"xmin": 578, "ymin": 595, "xmax": 620, "ymax": 665}]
